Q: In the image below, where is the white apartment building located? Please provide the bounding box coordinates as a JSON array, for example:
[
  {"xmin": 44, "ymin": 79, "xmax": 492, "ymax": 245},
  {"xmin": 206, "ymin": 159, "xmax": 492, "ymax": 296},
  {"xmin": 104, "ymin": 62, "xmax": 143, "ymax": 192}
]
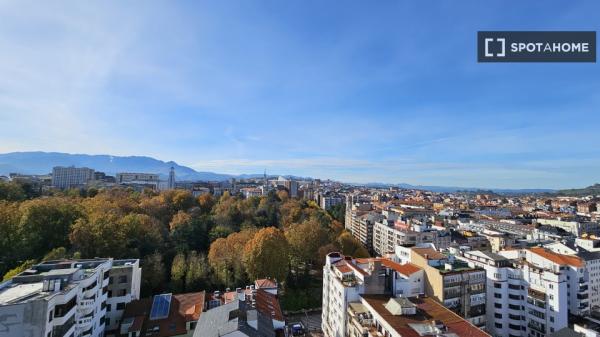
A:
[
  {"xmin": 115, "ymin": 172, "xmax": 160, "ymax": 189},
  {"xmin": 372, "ymin": 220, "xmax": 450, "ymax": 256},
  {"xmin": 104, "ymin": 259, "xmax": 141, "ymax": 336},
  {"xmin": 322, "ymin": 252, "xmax": 490, "ymax": 337},
  {"xmin": 463, "ymin": 246, "xmax": 590, "ymax": 337},
  {"xmin": 322, "ymin": 252, "xmax": 424, "ymax": 337},
  {"xmin": 0, "ymin": 258, "xmax": 140, "ymax": 337},
  {"xmin": 52, "ymin": 166, "xmax": 95, "ymax": 189}
]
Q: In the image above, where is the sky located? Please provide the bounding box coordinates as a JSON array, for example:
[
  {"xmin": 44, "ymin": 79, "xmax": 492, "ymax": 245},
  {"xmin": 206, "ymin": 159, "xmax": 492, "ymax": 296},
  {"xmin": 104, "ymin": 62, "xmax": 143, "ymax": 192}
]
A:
[{"xmin": 0, "ymin": 1, "xmax": 599, "ymax": 189}]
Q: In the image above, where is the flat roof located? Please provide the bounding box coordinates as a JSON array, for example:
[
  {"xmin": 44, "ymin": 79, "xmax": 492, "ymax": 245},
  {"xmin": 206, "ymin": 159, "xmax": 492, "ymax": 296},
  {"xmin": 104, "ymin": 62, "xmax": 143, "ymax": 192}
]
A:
[{"xmin": 0, "ymin": 282, "xmax": 43, "ymax": 305}]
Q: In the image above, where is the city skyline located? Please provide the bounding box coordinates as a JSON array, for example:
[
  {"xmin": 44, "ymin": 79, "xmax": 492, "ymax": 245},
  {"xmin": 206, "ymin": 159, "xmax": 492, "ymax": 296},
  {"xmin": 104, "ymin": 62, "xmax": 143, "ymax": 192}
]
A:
[{"xmin": 1, "ymin": 1, "xmax": 599, "ymax": 189}]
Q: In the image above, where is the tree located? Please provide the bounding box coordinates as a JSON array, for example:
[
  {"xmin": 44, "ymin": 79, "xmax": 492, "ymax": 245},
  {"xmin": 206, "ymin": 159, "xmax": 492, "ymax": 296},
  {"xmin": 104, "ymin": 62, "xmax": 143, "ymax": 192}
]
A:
[
  {"xmin": 209, "ymin": 225, "xmax": 233, "ymax": 242},
  {"xmin": 169, "ymin": 211, "xmax": 211, "ymax": 252},
  {"xmin": 0, "ymin": 181, "xmax": 26, "ymax": 201},
  {"xmin": 328, "ymin": 203, "xmax": 346, "ymax": 224},
  {"xmin": 185, "ymin": 251, "xmax": 209, "ymax": 291},
  {"xmin": 2, "ymin": 260, "xmax": 36, "ymax": 281},
  {"xmin": 142, "ymin": 252, "xmax": 165, "ymax": 296},
  {"xmin": 0, "ymin": 201, "xmax": 22, "ymax": 276},
  {"xmin": 42, "ymin": 247, "xmax": 69, "ymax": 261},
  {"xmin": 197, "ymin": 194, "xmax": 215, "ymax": 214},
  {"xmin": 18, "ymin": 198, "xmax": 81, "ymax": 260},
  {"xmin": 243, "ymin": 227, "xmax": 290, "ymax": 282},
  {"xmin": 171, "ymin": 253, "xmax": 187, "ymax": 292},
  {"xmin": 336, "ymin": 231, "xmax": 369, "ymax": 258},
  {"xmin": 286, "ymin": 219, "xmax": 330, "ymax": 267},
  {"xmin": 208, "ymin": 229, "xmax": 256, "ymax": 287}
]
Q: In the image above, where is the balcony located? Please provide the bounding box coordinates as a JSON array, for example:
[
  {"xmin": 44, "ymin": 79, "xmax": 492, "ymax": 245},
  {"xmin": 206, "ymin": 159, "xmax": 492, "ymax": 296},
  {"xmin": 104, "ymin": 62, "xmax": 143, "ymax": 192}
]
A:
[
  {"xmin": 528, "ymin": 321, "xmax": 545, "ymax": 333},
  {"xmin": 52, "ymin": 305, "xmax": 76, "ymax": 326},
  {"xmin": 578, "ymin": 293, "xmax": 589, "ymax": 300},
  {"xmin": 77, "ymin": 298, "xmax": 95, "ymax": 314},
  {"xmin": 77, "ymin": 314, "xmax": 94, "ymax": 330}
]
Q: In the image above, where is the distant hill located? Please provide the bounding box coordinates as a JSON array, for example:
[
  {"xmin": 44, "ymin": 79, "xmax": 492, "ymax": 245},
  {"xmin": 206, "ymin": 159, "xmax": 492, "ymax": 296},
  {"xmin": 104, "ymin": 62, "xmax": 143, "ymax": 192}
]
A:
[
  {"xmin": 0, "ymin": 152, "xmax": 235, "ymax": 181},
  {"xmin": 363, "ymin": 182, "xmax": 555, "ymax": 194},
  {"xmin": 556, "ymin": 184, "xmax": 600, "ymax": 197}
]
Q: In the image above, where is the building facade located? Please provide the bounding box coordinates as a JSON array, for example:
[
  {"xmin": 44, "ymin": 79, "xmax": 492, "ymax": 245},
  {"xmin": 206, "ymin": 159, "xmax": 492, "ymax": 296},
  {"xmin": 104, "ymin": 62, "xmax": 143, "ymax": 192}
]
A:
[
  {"xmin": 51, "ymin": 166, "xmax": 95, "ymax": 189},
  {"xmin": 0, "ymin": 258, "xmax": 140, "ymax": 337}
]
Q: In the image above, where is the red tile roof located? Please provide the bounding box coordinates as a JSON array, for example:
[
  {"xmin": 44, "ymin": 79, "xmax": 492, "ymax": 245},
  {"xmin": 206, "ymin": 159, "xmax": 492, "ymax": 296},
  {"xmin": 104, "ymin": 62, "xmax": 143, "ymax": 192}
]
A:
[
  {"xmin": 121, "ymin": 292, "xmax": 205, "ymax": 337},
  {"xmin": 255, "ymin": 288, "xmax": 284, "ymax": 322},
  {"xmin": 361, "ymin": 295, "xmax": 490, "ymax": 337},
  {"xmin": 382, "ymin": 260, "xmax": 422, "ymax": 277},
  {"xmin": 255, "ymin": 278, "xmax": 277, "ymax": 289},
  {"xmin": 355, "ymin": 258, "xmax": 422, "ymax": 277},
  {"xmin": 529, "ymin": 247, "xmax": 584, "ymax": 268}
]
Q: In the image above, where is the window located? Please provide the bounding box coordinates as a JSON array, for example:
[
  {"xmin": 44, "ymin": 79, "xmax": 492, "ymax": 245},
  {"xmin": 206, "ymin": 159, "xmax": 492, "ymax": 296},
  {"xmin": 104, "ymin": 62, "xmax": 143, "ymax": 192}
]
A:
[
  {"xmin": 494, "ymin": 303, "xmax": 502, "ymax": 309},
  {"xmin": 106, "ymin": 318, "xmax": 110, "ymax": 326},
  {"xmin": 494, "ymin": 293, "xmax": 502, "ymax": 299},
  {"xmin": 48, "ymin": 310, "xmax": 53, "ymax": 322},
  {"xmin": 118, "ymin": 275, "xmax": 128, "ymax": 284},
  {"xmin": 495, "ymin": 323, "xmax": 502, "ymax": 329},
  {"xmin": 118, "ymin": 289, "xmax": 127, "ymax": 296},
  {"xmin": 109, "ymin": 276, "xmax": 114, "ymax": 284},
  {"xmin": 550, "ymin": 316, "xmax": 554, "ymax": 323},
  {"xmin": 494, "ymin": 283, "xmax": 502, "ymax": 289},
  {"xmin": 494, "ymin": 313, "xmax": 502, "ymax": 319},
  {"xmin": 116, "ymin": 302, "xmax": 125, "ymax": 310},
  {"xmin": 107, "ymin": 304, "xmax": 111, "ymax": 312}
]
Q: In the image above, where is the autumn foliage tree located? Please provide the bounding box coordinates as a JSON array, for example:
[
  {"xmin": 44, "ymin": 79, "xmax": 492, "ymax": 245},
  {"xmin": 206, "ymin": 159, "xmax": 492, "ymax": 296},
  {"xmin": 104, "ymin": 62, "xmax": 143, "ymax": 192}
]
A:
[{"xmin": 243, "ymin": 227, "xmax": 290, "ymax": 282}]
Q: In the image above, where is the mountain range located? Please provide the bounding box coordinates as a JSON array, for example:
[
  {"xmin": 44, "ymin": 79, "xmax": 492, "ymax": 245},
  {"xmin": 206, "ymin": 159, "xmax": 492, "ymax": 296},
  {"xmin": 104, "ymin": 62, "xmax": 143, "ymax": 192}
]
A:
[
  {"xmin": 0, "ymin": 152, "xmax": 578, "ymax": 194},
  {"xmin": 0, "ymin": 152, "xmax": 241, "ymax": 181}
]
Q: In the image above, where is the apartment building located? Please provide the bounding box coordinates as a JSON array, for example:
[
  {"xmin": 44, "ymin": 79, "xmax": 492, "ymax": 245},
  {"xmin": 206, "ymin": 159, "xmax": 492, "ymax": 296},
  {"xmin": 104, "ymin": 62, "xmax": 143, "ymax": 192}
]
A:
[
  {"xmin": 408, "ymin": 247, "xmax": 487, "ymax": 329},
  {"xmin": 322, "ymin": 252, "xmax": 424, "ymax": 337},
  {"xmin": 321, "ymin": 195, "xmax": 344, "ymax": 210},
  {"xmin": 322, "ymin": 252, "xmax": 488, "ymax": 337},
  {"xmin": 578, "ymin": 251, "xmax": 600, "ymax": 311},
  {"xmin": 372, "ymin": 220, "xmax": 450, "ymax": 256},
  {"xmin": 0, "ymin": 258, "xmax": 140, "ymax": 337},
  {"xmin": 104, "ymin": 259, "xmax": 141, "ymax": 336},
  {"xmin": 350, "ymin": 212, "xmax": 382, "ymax": 254},
  {"xmin": 480, "ymin": 247, "xmax": 589, "ymax": 336},
  {"xmin": 51, "ymin": 166, "xmax": 95, "ymax": 189},
  {"xmin": 115, "ymin": 172, "xmax": 160, "ymax": 189}
]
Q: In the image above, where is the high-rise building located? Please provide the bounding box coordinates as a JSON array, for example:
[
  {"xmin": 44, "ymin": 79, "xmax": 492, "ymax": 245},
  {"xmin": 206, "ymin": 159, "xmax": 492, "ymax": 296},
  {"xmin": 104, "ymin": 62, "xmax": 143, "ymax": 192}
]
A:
[
  {"xmin": 51, "ymin": 166, "xmax": 95, "ymax": 189},
  {"xmin": 168, "ymin": 167, "xmax": 175, "ymax": 190},
  {"xmin": 0, "ymin": 258, "xmax": 141, "ymax": 337}
]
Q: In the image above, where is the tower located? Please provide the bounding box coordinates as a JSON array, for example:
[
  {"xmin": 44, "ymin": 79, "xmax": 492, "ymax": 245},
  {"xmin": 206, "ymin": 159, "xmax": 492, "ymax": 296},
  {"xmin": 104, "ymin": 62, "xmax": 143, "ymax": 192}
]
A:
[{"xmin": 168, "ymin": 166, "xmax": 175, "ymax": 189}]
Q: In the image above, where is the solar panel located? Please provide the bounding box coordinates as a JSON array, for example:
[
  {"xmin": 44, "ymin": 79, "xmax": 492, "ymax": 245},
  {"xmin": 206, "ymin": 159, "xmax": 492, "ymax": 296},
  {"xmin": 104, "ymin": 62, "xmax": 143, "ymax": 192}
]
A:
[{"xmin": 149, "ymin": 293, "xmax": 172, "ymax": 320}]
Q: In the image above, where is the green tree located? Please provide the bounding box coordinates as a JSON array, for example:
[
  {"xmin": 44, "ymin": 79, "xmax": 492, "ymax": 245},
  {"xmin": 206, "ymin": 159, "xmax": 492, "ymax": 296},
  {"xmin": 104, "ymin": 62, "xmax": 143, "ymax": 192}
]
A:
[
  {"xmin": 19, "ymin": 198, "xmax": 81, "ymax": 260},
  {"xmin": 142, "ymin": 252, "xmax": 166, "ymax": 296},
  {"xmin": 42, "ymin": 247, "xmax": 69, "ymax": 261},
  {"xmin": 171, "ymin": 252, "xmax": 187, "ymax": 292},
  {"xmin": 0, "ymin": 181, "xmax": 26, "ymax": 201},
  {"xmin": 2, "ymin": 259, "xmax": 36, "ymax": 281},
  {"xmin": 185, "ymin": 251, "xmax": 209, "ymax": 291}
]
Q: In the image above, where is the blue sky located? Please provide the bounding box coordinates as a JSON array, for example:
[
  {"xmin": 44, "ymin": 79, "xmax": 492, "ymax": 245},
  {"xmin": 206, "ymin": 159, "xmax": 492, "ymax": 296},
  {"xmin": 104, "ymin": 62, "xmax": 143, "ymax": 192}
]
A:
[{"xmin": 0, "ymin": 1, "xmax": 599, "ymax": 189}]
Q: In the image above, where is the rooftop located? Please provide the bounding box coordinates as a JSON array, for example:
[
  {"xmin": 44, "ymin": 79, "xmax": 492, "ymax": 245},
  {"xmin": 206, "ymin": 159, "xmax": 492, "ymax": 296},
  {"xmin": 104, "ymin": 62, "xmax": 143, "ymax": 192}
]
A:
[
  {"xmin": 122, "ymin": 292, "xmax": 205, "ymax": 337},
  {"xmin": 361, "ymin": 295, "xmax": 490, "ymax": 337},
  {"xmin": 529, "ymin": 247, "xmax": 584, "ymax": 268},
  {"xmin": 412, "ymin": 248, "xmax": 445, "ymax": 260}
]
